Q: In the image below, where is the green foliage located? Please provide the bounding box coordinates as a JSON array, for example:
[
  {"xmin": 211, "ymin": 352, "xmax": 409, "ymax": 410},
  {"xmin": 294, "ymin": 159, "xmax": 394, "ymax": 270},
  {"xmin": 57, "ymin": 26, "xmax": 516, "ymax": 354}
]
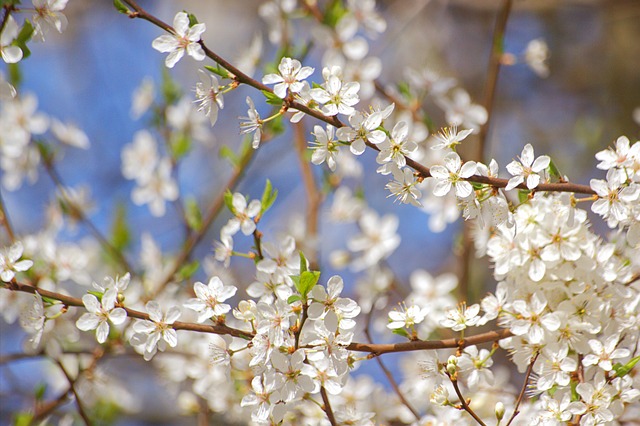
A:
[
  {"xmin": 110, "ymin": 203, "xmax": 131, "ymax": 252},
  {"xmin": 548, "ymin": 158, "xmax": 562, "ymax": 180},
  {"xmin": 323, "ymin": 0, "xmax": 347, "ymax": 27},
  {"xmin": 391, "ymin": 327, "xmax": 410, "ymax": 339},
  {"xmin": 8, "ymin": 62, "xmax": 21, "ymax": 88},
  {"xmin": 204, "ymin": 64, "xmax": 230, "ymax": 79},
  {"xmin": 161, "ymin": 67, "xmax": 181, "ymax": 105},
  {"xmin": 13, "ymin": 413, "xmax": 33, "ymax": 426},
  {"xmin": 90, "ymin": 398, "xmax": 121, "ymax": 426},
  {"xmin": 187, "ymin": 12, "xmax": 199, "ymax": 26},
  {"xmin": 262, "ymin": 89, "xmax": 283, "ymax": 106},
  {"xmin": 14, "ymin": 19, "xmax": 34, "ymax": 59},
  {"xmin": 185, "ymin": 197, "xmax": 203, "ymax": 232},
  {"xmin": 265, "ymin": 113, "xmax": 285, "ymax": 136},
  {"xmin": 224, "ymin": 190, "xmax": 235, "ymax": 214},
  {"xmin": 517, "ymin": 189, "xmax": 530, "ymax": 204},
  {"xmin": 612, "ymin": 355, "xmax": 640, "ymax": 378},
  {"xmin": 260, "ymin": 179, "xmax": 278, "ymax": 216},
  {"xmin": 113, "ymin": 0, "xmax": 130, "ymax": 14},
  {"xmin": 170, "ymin": 132, "xmax": 191, "ymax": 160},
  {"xmin": 290, "ymin": 251, "xmax": 320, "ymax": 299},
  {"xmin": 177, "ymin": 260, "xmax": 200, "ymax": 281},
  {"xmin": 219, "ymin": 144, "xmax": 240, "ymax": 167}
]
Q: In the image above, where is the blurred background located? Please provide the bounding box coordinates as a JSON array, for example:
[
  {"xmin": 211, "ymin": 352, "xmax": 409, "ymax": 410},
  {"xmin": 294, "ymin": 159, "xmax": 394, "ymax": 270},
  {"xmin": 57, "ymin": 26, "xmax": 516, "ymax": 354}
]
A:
[{"xmin": 2, "ymin": 0, "xmax": 640, "ymax": 424}]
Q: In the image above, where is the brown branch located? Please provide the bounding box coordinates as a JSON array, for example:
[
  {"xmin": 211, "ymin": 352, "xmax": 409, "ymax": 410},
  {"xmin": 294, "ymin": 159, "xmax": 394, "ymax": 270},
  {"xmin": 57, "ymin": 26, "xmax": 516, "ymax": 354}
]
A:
[
  {"xmin": 121, "ymin": 1, "xmax": 596, "ymax": 197},
  {"xmin": 505, "ymin": 351, "xmax": 539, "ymax": 426},
  {"xmin": 4, "ymin": 280, "xmax": 512, "ymax": 353},
  {"xmin": 32, "ymin": 387, "xmax": 72, "ymax": 423},
  {"xmin": 450, "ymin": 377, "xmax": 487, "ymax": 426},
  {"xmin": 0, "ymin": 190, "xmax": 15, "ymax": 243},
  {"xmin": 56, "ymin": 360, "xmax": 92, "ymax": 426},
  {"xmin": 151, "ymin": 140, "xmax": 255, "ymax": 297},
  {"xmin": 347, "ymin": 328, "xmax": 512, "ymax": 355},
  {"xmin": 3, "ymin": 280, "xmax": 253, "ymax": 340},
  {"xmin": 293, "ymin": 121, "xmax": 322, "ymax": 263},
  {"xmin": 320, "ymin": 386, "xmax": 338, "ymax": 426},
  {"xmin": 477, "ymin": 0, "xmax": 514, "ymax": 160}
]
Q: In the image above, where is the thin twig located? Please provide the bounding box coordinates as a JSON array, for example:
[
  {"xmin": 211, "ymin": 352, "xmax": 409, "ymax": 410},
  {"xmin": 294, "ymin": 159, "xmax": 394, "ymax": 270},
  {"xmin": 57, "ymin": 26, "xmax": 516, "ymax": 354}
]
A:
[
  {"xmin": 477, "ymin": 0, "xmax": 514, "ymax": 160},
  {"xmin": 450, "ymin": 377, "xmax": 487, "ymax": 426},
  {"xmin": 32, "ymin": 387, "xmax": 72, "ymax": 423},
  {"xmin": 122, "ymin": 0, "xmax": 597, "ymax": 196},
  {"xmin": 0, "ymin": 190, "xmax": 15, "ymax": 243},
  {"xmin": 320, "ymin": 386, "xmax": 338, "ymax": 426},
  {"xmin": 56, "ymin": 360, "xmax": 92, "ymax": 426},
  {"xmin": 505, "ymin": 351, "xmax": 539, "ymax": 426},
  {"xmin": 293, "ymin": 121, "xmax": 322, "ymax": 264}
]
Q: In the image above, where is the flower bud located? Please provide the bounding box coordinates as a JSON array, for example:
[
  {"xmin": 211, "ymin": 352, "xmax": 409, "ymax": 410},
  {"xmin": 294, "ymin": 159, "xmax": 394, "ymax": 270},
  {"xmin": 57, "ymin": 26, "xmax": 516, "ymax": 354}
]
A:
[{"xmin": 495, "ymin": 401, "xmax": 505, "ymax": 421}]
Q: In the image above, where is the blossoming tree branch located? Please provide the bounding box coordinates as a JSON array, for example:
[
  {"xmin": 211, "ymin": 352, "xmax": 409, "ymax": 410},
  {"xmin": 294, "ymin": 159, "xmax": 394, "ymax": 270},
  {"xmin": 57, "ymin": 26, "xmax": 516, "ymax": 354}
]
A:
[{"xmin": 1, "ymin": 0, "xmax": 639, "ymax": 425}]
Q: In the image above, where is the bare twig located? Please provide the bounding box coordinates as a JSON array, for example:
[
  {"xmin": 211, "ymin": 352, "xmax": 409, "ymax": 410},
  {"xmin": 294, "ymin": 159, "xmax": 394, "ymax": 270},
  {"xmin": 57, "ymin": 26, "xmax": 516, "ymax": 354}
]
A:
[
  {"xmin": 505, "ymin": 351, "xmax": 539, "ymax": 426},
  {"xmin": 450, "ymin": 377, "xmax": 487, "ymax": 426},
  {"xmin": 56, "ymin": 360, "xmax": 92, "ymax": 426},
  {"xmin": 0, "ymin": 190, "xmax": 15, "ymax": 243},
  {"xmin": 320, "ymin": 386, "xmax": 338, "ymax": 426},
  {"xmin": 477, "ymin": 0, "xmax": 514, "ymax": 160}
]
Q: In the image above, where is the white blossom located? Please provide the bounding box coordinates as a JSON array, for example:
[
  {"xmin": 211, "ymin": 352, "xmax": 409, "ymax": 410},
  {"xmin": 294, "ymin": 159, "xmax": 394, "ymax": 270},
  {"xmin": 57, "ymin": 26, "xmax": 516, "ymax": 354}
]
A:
[{"xmin": 152, "ymin": 12, "xmax": 206, "ymax": 68}]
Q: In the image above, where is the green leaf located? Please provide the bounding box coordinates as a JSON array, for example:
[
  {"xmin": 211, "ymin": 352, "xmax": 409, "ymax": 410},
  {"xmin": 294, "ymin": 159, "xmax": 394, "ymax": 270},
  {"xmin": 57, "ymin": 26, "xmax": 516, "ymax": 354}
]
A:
[
  {"xmin": 113, "ymin": 0, "xmax": 130, "ymax": 14},
  {"xmin": 548, "ymin": 158, "xmax": 562, "ymax": 180},
  {"xmin": 12, "ymin": 20, "xmax": 33, "ymax": 60},
  {"xmin": 287, "ymin": 295, "xmax": 301, "ymax": 304},
  {"xmin": 260, "ymin": 179, "xmax": 278, "ymax": 216},
  {"xmin": 204, "ymin": 65, "xmax": 230, "ymax": 79},
  {"xmin": 324, "ymin": 0, "xmax": 347, "ymax": 27},
  {"xmin": 391, "ymin": 328, "xmax": 410, "ymax": 339},
  {"xmin": 34, "ymin": 382, "xmax": 47, "ymax": 400},
  {"xmin": 612, "ymin": 355, "xmax": 640, "ymax": 378},
  {"xmin": 88, "ymin": 290, "xmax": 103, "ymax": 300},
  {"xmin": 299, "ymin": 251, "xmax": 308, "ymax": 274},
  {"xmin": 517, "ymin": 189, "xmax": 530, "ymax": 204},
  {"xmin": 311, "ymin": 81, "xmax": 323, "ymax": 90},
  {"xmin": 261, "ymin": 89, "xmax": 283, "ymax": 106},
  {"xmin": 110, "ymin": 203, "xmax": 131, "ymax": 252},
  {"xmin": 298, "ymin": 270, "xmax": 320, "ymax": 298},
  {"xmin": 13, "ymin": 413, "xmax": 33, "ymax": 426},
  {"xmin": 224, "ymin": 190, "xmax": 235, "ymax": 214},
  {"xmin": 161, "ymin": 67, "xmax": 181, "ymax": 104},
  {"xmin": 219, "ymin": 144, "xmax": 239, "ymax": 166},
  {"xmin": 185, "ymin": 197, "xmax": 203, "ymax": 232},
  {"xmin": 397, "ymin": 81, "xmax": 412, "ymax": 99},
  {"xmin": 170, "ymin": 132, "xmax": 191, "ymax": 159},
  {"xmin": 8, "ymin": 62, "xmax": 21, "ymax": 88},
  {"xmin": 177, "ymin": 260, "xmax": 200, "ymax": 281},
  {"xmin": 187, "ymin": 12, "xmax": 199, "ymax": 26}
]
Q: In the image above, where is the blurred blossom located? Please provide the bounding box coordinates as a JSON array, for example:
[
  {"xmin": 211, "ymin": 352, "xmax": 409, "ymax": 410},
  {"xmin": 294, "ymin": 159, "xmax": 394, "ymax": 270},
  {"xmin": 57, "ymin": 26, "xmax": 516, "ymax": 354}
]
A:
[{"xmin": 524, "ymin": 38, "xmax": 550, "ymax": 78}]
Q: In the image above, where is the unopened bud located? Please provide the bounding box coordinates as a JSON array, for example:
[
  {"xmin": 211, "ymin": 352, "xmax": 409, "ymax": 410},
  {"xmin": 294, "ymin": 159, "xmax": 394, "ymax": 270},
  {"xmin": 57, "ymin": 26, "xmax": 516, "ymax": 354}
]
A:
[
  {"xmin": 446, "ymin": 355, "xmax": 458, "ymax": 377},
  {"xmin": 495, "ymin": 401, "xmax": 505, "ymax": 421}
]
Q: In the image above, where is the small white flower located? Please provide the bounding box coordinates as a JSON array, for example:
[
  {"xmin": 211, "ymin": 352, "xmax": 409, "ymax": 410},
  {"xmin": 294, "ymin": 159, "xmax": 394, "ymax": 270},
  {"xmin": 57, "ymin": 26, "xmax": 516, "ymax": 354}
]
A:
[
  {"xmin": 440, "ymin": 302, "xmax": 480, "ymax": 331},
  {"xmin": 582, "ymin": 335, "xmax": 630, "ymax": 372},
  {"xmin": 505, "ymin": 143, "xmax": 550, "ymax": 190},
  {"xmin": 430, "ymin": 152, "xmax": 477, "ymax": 198},
  {"xmin": 76, "ymin": 289, "xmax": 127, "ymax": 344},
  {"xmin": 375, "ymin": 121, "xmax": 417, "ymax": 170},
  {"xmin": 184, "ymin": 276, "xmax": 237, "ymax": 322},
  {"xmin": 239, "ymin": 96, "xmax": 263, "ymax": 149},
  {"xmin": 336, "ymin": 109, "xmax": 388, "ymax": 155},
  {"xmin": 225, "ymin": 193, "xmax": 261, "ymax": 236},
  {"xmin": 387, "ymin": 304, "xmax": 428, "ymax": 330},
  {"xmin": 310, "ymin": 124, "xmax": 339, "ymax": 171},
  {"xmin": 524, "ymin": 38, "xmax": 550, "ymax": 78},
  {"xmin": 262, "ymin": 57, "xmax": 314, "ymax": 99},
  {"xmin": 310, "ymin": 67, "xmax": 360, "ymax": 116},
  {"xmin": 32, "ymin": 0, "xmax": 69, "ymax": 41},
  {"xmin": 0, "ymin": 242, "xmax": 34, "ymax": 282},
  {"xmin": 386, "ymin": 167, "xmax": 422, "ymax": 207},
  {"xmin": 131, "ymin": 301, "xmax": 180, "ymax": 361},
  {"xmin": 431, "ymin": 126, "xmax": 473, "ymax": 151},
  {"xmin": 19, "ymin": 292, "xmax": 46, "ymax": 349},
  {"xmin": 1, "ymin": 15, "xmax": 23, "ymax": 64},
  {"xmin": 195, "ymin": 69, "xmax": 224, "ymax": 126},
  {"xmin": 51, "ymin": 119, "xmax": 90, "ymax": 149},
  {"xmin": 152, "ymin": 12, "xmax": 206, "ymax": 68}
]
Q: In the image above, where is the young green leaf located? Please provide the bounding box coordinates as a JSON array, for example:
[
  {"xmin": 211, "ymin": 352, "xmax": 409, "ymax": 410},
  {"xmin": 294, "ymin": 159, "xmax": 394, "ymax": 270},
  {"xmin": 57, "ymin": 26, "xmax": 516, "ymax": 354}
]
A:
[
  {"xmin": 113, "ymin": 0, "xmax": 131, "ymax": 14},
  {"xmin": 204, "ymin": 65, "xmax": 230, "ymax": 79},
  {"xmin": 224, "ymin": 190, "xmax": 235, "ymax": 214},
  {"xmin": 298, "ymin": 270, "xmax": 320, "ymax": 298},
  {"xmin": 260, "ymin": 179, "xmax": 278, "ymax": 215},
  {"xmin": 299, "ymin": 251, "xmax": 308, "ymax": 274},
  {"xmin": 185, "ymin": 197, "xmax": 203, "ymax": 231},
  {"xmin": 177, "ymin": 260, "xmax": 200, "ymax": 280},
  {"xmin": 612, "ymin": 356, "xmax": 640, "ymax": 378},
  {"xmin": 110, "ymin": 202, "xmax": 131, "ymax": 252}
]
